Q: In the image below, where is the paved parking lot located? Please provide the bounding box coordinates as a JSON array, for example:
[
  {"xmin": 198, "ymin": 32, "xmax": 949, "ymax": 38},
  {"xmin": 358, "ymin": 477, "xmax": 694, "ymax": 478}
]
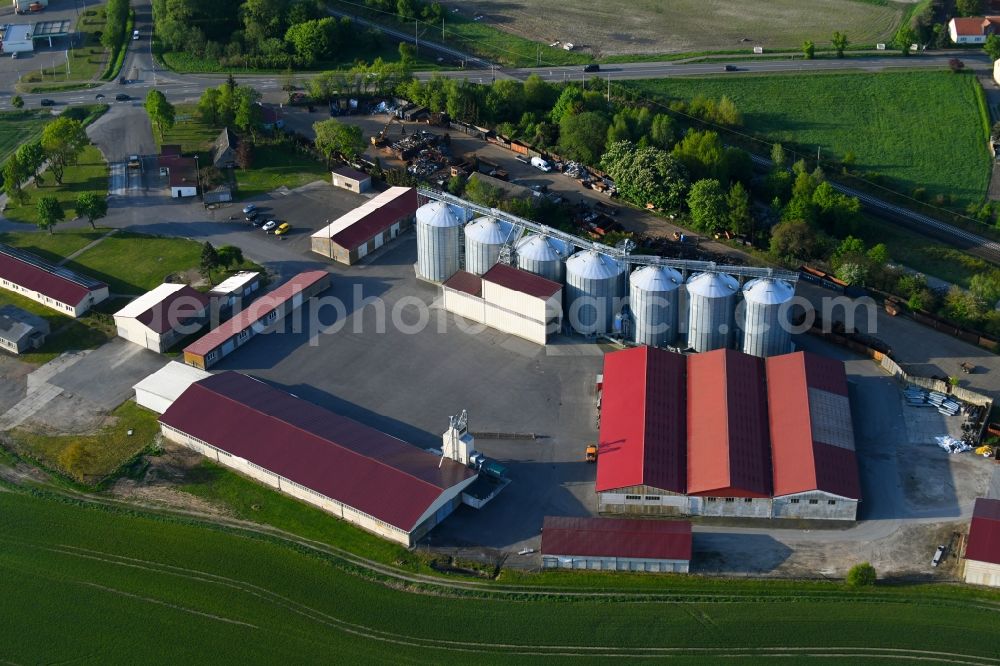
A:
[{"xmin": 214, "ymin": 235, "xmax": 603, "ymax": 552}]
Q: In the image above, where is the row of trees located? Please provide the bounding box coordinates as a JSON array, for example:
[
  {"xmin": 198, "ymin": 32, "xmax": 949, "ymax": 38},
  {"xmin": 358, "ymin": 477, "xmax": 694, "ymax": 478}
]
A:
[
  {"xmin": 153, "ymin": 0, "xmax": 375, "ymax": 69},
  {"xmin": 101, "ymin": 0, "xmax": 131, "ymax": 52},
  {"xmin": 197, "ymin": 78, "xmax": 262, "ymax": 135},
  {"xmin": 307, "ymin": 58, "xmax": 412, "ymax": 101},
  {"xmin": 3, "ymin": 117, "xmax": 89, "ymax": 206}
]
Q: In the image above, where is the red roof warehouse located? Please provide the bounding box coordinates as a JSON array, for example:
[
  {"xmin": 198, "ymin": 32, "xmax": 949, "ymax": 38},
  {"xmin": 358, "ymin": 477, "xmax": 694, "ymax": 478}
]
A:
[
  {"xmin": 159, "ymin": 372, "xmax": 478, "ymax": 546},
  {"xmin": 541, "ymin": 516, "xmax": 692, "ymax": 572},
  {"xmin": 596, "ymin": 347, "xmax": 860, "ymax": 521},
  {"xmin": 964, "ymin": 498, "xmax": 1000, "ymax": 586},
  {"xmin": 0, "ymin": 243, "xmax": 109, "ymax": 317}
]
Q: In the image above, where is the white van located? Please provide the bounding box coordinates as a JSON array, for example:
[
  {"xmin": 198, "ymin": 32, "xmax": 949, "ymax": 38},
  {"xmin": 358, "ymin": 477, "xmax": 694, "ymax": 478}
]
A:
[
  {"xmin": 531, "ymin": 156, "xmax": 552, "ymax": 172},
  {"xmin": 133, "ymin": 30, "xmax": 140, "ymax": 40}
]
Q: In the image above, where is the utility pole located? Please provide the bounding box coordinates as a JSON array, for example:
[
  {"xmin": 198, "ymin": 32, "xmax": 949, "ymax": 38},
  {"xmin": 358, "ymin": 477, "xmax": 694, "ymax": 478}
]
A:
[
  {"xmin": 817, "ymin": 146, "xmax": 821, "ymax": 163},
  {"xmin": 415, "ymin": 20, "xmax": 419, "ymax": 53},
  {"xmin": 607, "ymin": 74, "xmax": 610, "ymax": 102},
  {"xmin": 442, "ymin": 17, "xmax": 445, "ymax": 42}
]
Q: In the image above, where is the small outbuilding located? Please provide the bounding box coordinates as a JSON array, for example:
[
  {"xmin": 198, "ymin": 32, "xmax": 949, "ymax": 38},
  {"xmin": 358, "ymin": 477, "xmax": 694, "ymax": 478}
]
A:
[
  {"xmin": 311, "ymin": 187, "xmax": 418, "ymax": 265},
  {"xmin": 208, "ymin": 271, "xmax": 262, "ymax": 317},
  {"xmin": 0, "ymin": 24, "xmax": 33, "ymax": 53},
  {"xmin": 211, "ymin": 128, "xmax": 239, "ymax": 169},
  {"xmin": 0, "ymin": 304, "xmax": 49, "ymax": 354},
  {"xmin": 132, "ymin": 361, "xmax": 212, "ymax": 414},
  {"xmin": 113, "ymin": 283, "xmax": 211, "ymax": 353},
  {"xmin": 331, "ymin": 166, "xmax": 371, "ymax": 194},
  {"xmin": 964, "ymin": 498, "xmax": 1000, "ymax": 587},
  {"xmin": 541, "ymin": 516, "xmax": 692, "ymax": 573},
  {"xmin": 441, "ymin": 264, "xmax": 563, "ymax": 345}
]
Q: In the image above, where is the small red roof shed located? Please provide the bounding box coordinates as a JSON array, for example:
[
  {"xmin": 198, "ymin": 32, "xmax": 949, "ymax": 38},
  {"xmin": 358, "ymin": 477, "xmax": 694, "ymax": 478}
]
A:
[
  {"xmin": 967, "ymin": 498, "xmax": 1000, "ymax": 565},
  {"xmin": 541, "ymin": 516, "xmax": 692, "ymax": 561}
]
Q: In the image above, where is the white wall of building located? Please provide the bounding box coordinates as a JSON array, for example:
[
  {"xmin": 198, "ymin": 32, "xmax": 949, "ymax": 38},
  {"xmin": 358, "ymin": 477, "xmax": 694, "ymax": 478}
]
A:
[
  {"xmin": 443, "ymin": 288, "xmax": 486, "ymax": 323},
  {"xmin": 542, "ymin": 554, "xmax": 689, "ymax": 573},
  {"xmin": 171, "ymin": 185, "xmax": 197, "ymax": 198},
  {"xmin": 0, "ymin": 275, "xmax": 107, "ymax": 318},
  {"xmin": 964, "ymin": 559, "xmax": 1000, "ymax": 587}
]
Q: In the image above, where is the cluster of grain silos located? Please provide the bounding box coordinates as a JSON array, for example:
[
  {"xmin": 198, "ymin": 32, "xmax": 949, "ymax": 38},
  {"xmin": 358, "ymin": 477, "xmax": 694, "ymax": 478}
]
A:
[
  {"xmin": 415, "ymin": 201, "xmax": 471, "ymax": 282},
  {"xmin": 464, "ymin": 216, "xmax": 517, "ymax": 275},
  {"xmin": 740, "ymin": 277, "xmax": 796, "ymax": 357},
  {"xmin": 565, "ymin": 251, "xmax": 627, "ymax": 336},
  {"xmin": 629, "ymin": 265, "xmax": 683, "ymax": 347},
  {"xmin": 515, "ymin": 234, "xmax": 573, "ymax": 282}
]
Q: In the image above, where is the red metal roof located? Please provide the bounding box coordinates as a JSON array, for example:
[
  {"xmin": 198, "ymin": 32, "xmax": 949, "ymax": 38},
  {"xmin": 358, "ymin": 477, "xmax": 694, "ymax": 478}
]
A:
[
  {"xmin": 482, "ymin": 263, "xmax": 562, "ymax": 299},
  {"xmin": 330, "ymin": 188, "xmax": 418, "ymax": 251},
  {"xmin": 595, "ymin": 346, "xmax": 686, "ymax": 494},
  {"xmin": 0, "ymin": 243, "xmax": 106, "ymax": 307},
  {"xmin": 160, "ymin": 372, "xmax": 476, "ymax": 532},
  {"xmin": 967, "ymin": 498, "xmax": 1000, "ymax": 565},
  {"xmin": 951, "ymin": 16, "xmax": 988, "ymax": 36},
  {"xmin": 687, "ymin": 349, "xmax": 771, "ymax": 498},
  {"xmin": 184, "ymin": 271, "xmax": 329, "ymax": 357},
  {"xmin": 541, "ymin": 516, "xmax": 692, "ymax": 561},
  {"xmin": 135, "ymin": 286, "xmax": 210, "ymax": 334},
  {"xmin": 442, "ymin": 270, "xmax": 482, "ymax": 297},
  {"xmin": 766, "ymin": 352, "xmax": 860, "ymax": 500}
]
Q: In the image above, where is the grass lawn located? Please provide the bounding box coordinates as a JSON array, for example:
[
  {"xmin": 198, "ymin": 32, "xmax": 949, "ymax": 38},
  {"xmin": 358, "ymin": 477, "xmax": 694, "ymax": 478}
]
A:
[
  {"xmin": 17, "ymin": 7, "xmax": 109, "ymax": 93},
  {"xmin": 64, "ymin": 231, "xmax": 204, "ymax": 295},
  {"xmin": 2, "ymin": 488, "xmax": 1000, "ymax": 663},
  {"xmin": 6, "ymin": 401, "xmax": 159, "ymax": 485},
  {"xmin": 0, "ymin": 111, "xmax": 50, "ymax": 164},
  {"xmin": 0, "ymin": 228, "xmax": 107, "ymax": 264},
  {"xmin": 630, "ymin": 71, "xmax": 992, "ymax": 211},
  {"xmin": 158, "ymin": 104, "xmax": 221, "ymax": 155},
  {"xmin": 2, "ymin": 145, "xmax": 108, "ymax": 227},
  {"xmin": 235, "ymin": 144, "xmax": 329, "ymax": 199}
]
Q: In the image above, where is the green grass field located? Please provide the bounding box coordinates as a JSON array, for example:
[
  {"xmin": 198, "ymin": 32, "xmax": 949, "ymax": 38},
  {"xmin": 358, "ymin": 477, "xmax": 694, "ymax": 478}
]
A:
[
  {"xmin": 3, "ymin": 145, "xmax": 109, "ymax": 227},
  {"xmin": 629, "ymin": 71, "xmax": 992, "ymax": 210},
  {"xmin": 17, "ymin": 8, "xmax": 109, "ymax": 93},
  {"xmin": 64, "ymin": 231, "xmax": 204, "ymax": 295},
  {"xmin": 0, "ymin": 110, "xmax": 50, "ymax": 164},
  {"xmin": 235, "ymin": 145, "xmax": 329, "ymax": 199},
  {"xmin": 6, "ymin": 401, "xmax": 159, "ymax": 484},
  {"xmin": 0, "ymin": 228, "xmax": 107, "ymax": 264},
  {"xmin": 158, "ymin": 105, "xmax": 221, "ymax": 155},
  {"xmin": 1, "ymin": 487, "xmax": 999, "ymax": 663}
]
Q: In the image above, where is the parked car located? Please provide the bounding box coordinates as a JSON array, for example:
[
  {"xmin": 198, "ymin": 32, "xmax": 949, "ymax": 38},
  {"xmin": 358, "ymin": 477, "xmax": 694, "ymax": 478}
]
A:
[
  {"xmin": 95, "ymin": 93, "xmax": 105, "ymax": 100},
  {"xmin": 274, "ymin": 222, "xmax": 291, "ymax": 236},
  {"xmin": 132, "ymin": 29, "xmax": 140, "ymax": 40},
  {"xmin": 583, "ymin": 63, "xmax": 600, "ymax": 72},
  {"xmin": 242, "ymin": 203, "xmax": 258, "ymax": 215},
  {"xmin": 245, "ymin": 211, "xmax": 259, "ymax": 222},
  {"xmin": 115, "ymin": 93, "xmax": 130, "ymax": 101},
  {"xmin": 262, "ymin": 220, "xmax": 278, "ymax": 233},
  {"xmin": 250, "ymin": 217, "xmax": 264, "ymax": 228},
  {"xmin": 39, "ymin": 99, "xmax": 55, "ymax": 107},
  {"xmin": 932, "ymin": 545, "xmax": 946, "ymax": 567}
]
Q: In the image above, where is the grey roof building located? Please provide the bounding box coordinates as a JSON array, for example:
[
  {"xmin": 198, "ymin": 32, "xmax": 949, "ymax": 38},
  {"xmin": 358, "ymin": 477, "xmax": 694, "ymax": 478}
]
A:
[
  {"xmin": 211, "ymin": 128, "xmax": 239, "ymax": 169},
  {"xmin": 0, "ymin": 305, "xmax": 50, "ymax": 354}
]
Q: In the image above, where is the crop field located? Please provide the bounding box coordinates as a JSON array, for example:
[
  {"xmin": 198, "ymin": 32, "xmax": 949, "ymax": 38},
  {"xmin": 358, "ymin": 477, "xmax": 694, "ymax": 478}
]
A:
[
  {"xmin": 439, "ymin": 0, "xmax": 904, "ymax": 57},
  {"xmin": 2, "ymin": 488, "xmax": 999, "ymax": 663},
  {"xmin": 630, "ymin": 71, "xmax": 992, "ymax": 210}
]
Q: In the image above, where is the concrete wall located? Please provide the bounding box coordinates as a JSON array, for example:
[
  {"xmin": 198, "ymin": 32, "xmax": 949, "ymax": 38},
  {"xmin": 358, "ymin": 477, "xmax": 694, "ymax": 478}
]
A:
[
  {"xmin": 161, "ymin": 424, "xmax": 415, "ymax": 546},
  {"xmin": 442, "ymin": 285, "xmax": 551, "ymax": 345},
  {"xmin": 542, "ymin": 554, "xmax": 689, "ymax": 573},
  {"xmin": 599, "ymin": 488, "xmax": 857, "ymax": 521},
  {"xmin": 964, "ymin": 559, "xmax": 1000, "ymax": 587},
  {"xmin": 772, "ymin": 491, "xmax": 857, "ymax": 520}
]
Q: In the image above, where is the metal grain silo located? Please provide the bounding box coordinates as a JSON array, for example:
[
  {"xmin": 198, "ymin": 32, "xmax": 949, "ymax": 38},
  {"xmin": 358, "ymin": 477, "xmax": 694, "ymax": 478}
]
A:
[
  {"xmin": 629, "ymin": 265, "xmax": 683, "ymax": 347},
  {"xmin": 741, "ymin": 277, "xmax": 795, "ymax": 358},
  {"xmin": 416, "ymin": 201, "xmax": 467, "ymax": 282},
  {"xmin": 686, "ymin": 271, "xmax": 739, "ymax": 352},
  {"xmin": 565, "ymin": 251, "xmax": 626, "ymax": 336},
  {"xmin": 464, "ymin": 216, "xmax": 516, "ymax": 275},
  {"xmin": 514, "ymin": 234, "xmax": 573, "ymax": 282}
]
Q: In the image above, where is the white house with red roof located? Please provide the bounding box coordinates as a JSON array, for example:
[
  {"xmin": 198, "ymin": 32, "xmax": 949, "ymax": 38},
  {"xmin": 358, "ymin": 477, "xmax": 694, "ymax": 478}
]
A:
[
  {"xmin": 948, "ymin": 16, "xmax": 1000, "ymax": 43},
  {"xmin": 0, "ymin": 243, "xmax": 108, "ymax": 317}
]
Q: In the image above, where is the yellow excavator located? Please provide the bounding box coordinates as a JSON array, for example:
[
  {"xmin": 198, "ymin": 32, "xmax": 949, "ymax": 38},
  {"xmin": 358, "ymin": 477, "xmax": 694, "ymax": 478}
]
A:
[
  {"xmin": 585, "ymin": 444, "xmax": 598, "ymax": 463},
  {"xmin": 975, "ymin": 445, "xmax": 994, "ymax": 457},
  {"xmin": 371, "ymin": 116, "xmax": 406, "ymax": 147}
]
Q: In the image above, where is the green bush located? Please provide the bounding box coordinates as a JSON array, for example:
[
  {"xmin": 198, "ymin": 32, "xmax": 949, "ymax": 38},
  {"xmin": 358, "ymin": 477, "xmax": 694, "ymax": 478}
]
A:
[{"xmin": 846, "ymin": 562, "xmax": 877, "ymax": 587}]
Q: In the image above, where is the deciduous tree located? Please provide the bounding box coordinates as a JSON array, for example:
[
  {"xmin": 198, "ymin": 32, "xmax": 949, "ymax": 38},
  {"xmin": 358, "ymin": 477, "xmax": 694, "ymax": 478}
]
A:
[
  {"xmin": 557, "ymin": 111, "xmax": 609, "ymax": 165},
  {"xmin": 802, "ymin": 40, "xmax": 815, "ymax": 59},
  {"xmin": 145, "ymin": 90, "xmax": 176, "ymax": 139},
  {"xmin": 986, "ymin": 34, "xmax": 1000, "ymax": 61},
  {"xmin": 36, "ymin": 196, "xmax": 65, "ymax": 234},
  {"xmin": 726, "ymin": 181, "xmax": 752, "ymax": 236},
  {"xmin": 40, "ymin": 117, "xmax": 87, "ymax": 185},
  {"xmin": 686, "ymin": 178, "xmax": 726, "ymax": 233},
  {"xmin": 313, "ymin": 118, "xmax": 365, "ymax": 165},
  {"xmin": 75, "ymin": 192, "xmax": 108, "ymax": 229},
  {"xmin": 831, "ymin": 31, "xmax": 849, "ymax": 58}
]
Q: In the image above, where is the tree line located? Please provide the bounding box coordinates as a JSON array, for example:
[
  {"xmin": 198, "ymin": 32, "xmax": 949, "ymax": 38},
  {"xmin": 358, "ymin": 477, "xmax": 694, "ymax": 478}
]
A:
[{"xmin": 153, "ymin": 0, "xmax": 378, "ymax": 69}]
